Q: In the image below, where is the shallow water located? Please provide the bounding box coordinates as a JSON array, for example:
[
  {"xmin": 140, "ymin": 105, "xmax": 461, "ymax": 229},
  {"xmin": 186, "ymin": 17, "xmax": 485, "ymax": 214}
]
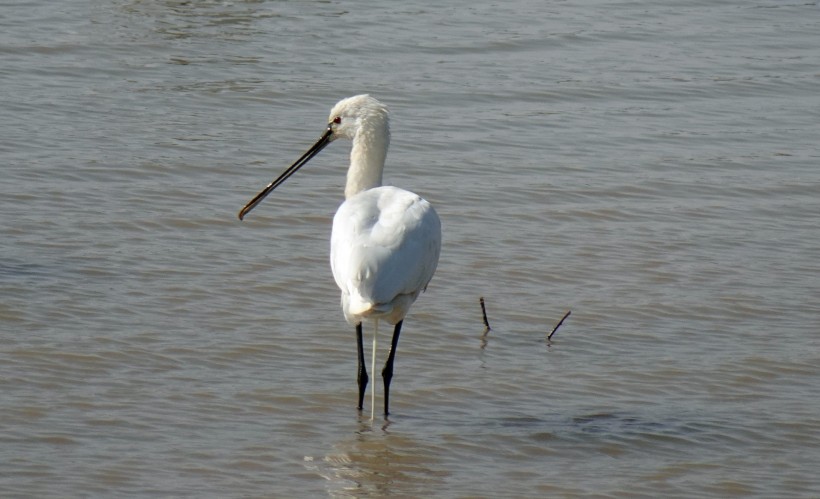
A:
[{"xmin": 2, "ymin": 0, "xmax": 820, "ymax": 497}]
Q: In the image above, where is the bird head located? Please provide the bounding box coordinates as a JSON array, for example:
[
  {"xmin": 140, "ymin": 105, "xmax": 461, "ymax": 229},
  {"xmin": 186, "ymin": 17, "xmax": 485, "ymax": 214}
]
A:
[{"xmin": 327, "ymin": 94, "xmax": 390, "ymax": 142}]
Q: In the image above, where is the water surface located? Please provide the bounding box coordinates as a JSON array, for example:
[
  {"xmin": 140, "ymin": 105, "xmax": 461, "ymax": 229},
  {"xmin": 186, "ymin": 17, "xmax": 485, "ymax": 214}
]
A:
[{"xmin": 2, "ymin": 0, "xmax": 820, "ymax": 497}]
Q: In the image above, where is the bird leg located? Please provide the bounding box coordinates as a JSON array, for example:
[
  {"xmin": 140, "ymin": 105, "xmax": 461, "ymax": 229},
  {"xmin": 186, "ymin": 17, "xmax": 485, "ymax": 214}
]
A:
[
  {"xmin": 355, "ymin": 322, "xmax": 368, "ymax": 410},
  {"xmin": 381, "ymin": 320, "xmax": 403, "ymax": 416}
]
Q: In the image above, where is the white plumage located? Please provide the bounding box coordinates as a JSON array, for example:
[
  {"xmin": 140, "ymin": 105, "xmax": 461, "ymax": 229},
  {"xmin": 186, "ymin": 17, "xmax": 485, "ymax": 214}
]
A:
[
  {"xmin": 239, "ymin": 95, "xmax": 441, "ymax": 419},
  {"xmin": 332, "ymin": 185, "xmax": 440, "ymax": 325}
]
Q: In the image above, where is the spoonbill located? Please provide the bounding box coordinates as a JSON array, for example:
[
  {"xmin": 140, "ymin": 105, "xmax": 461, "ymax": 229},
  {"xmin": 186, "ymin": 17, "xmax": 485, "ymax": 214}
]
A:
[{"xmin": 238, "ymin": 95, "xmax": 441, "ymax": 419}]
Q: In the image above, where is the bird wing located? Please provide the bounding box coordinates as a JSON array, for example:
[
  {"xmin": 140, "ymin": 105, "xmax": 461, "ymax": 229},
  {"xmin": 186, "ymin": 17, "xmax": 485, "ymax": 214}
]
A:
[{"xmin": 331, "ymin": 186, "xmax": 441, "ymax": 313}]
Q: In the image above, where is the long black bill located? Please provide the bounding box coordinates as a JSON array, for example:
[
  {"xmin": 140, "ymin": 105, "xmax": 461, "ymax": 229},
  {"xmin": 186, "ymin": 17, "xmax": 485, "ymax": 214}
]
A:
[{"xmin": 238, "ymin": 125, "xmax": 334, "ymax": 220}]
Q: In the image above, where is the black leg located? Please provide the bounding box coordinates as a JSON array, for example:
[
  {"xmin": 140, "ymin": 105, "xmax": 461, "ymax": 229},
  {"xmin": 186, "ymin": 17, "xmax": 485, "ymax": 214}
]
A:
[
  {"xmin": 381, "ymin": 320, "xmax": 403, "ymax": 416},
  {"xmin": 356, "ymin": 322, "xmax": 368, "ymax": 410}
]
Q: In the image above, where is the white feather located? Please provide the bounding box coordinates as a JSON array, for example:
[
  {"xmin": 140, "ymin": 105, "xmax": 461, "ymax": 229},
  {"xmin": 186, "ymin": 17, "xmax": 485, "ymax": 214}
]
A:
[{"xmin": 331, "ymin": 186, "xmax": 441, "ymax": 325}]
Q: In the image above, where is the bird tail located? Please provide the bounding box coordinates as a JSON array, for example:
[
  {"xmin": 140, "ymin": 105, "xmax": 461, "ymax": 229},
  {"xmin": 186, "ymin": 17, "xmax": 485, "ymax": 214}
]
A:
[{"xmin": 348, "ymin": 292, "xmax": 375, "ymax": 316}]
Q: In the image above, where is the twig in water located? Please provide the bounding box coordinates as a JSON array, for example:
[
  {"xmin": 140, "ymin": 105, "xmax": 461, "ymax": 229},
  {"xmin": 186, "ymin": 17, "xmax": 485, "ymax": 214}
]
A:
[
  {"xmin": 479, "ymin": 296, "xmax": 491, "ymax": 330},
  {"xmin": 480, "ymin": 328, "xmax": 489, "ymax": 350},
  {"xmin": 547, "ymin": 310, "xmax": 571, "ymax": 341}
]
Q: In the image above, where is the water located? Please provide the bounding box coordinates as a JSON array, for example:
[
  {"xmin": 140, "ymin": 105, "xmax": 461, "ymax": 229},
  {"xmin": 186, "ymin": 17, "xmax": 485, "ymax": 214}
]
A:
[{"xmin": 2, "ymin": 0, "xmax": 819, "ymax": 496}]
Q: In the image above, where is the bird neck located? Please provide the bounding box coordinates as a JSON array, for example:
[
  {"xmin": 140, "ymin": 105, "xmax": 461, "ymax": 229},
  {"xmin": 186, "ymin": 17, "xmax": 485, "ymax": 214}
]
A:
[{"xmin": 344, "ymin": 127, "xmax": 388, "ymax": 199}]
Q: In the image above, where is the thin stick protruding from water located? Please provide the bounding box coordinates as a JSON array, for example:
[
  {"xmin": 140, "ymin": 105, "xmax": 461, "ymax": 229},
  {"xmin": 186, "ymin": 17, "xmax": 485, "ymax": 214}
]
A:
[
  {"xmin": 548, "ymin": 310, "xmax": 571, "ymax": 340},
  {"xmin": 479, "ymin": 296, "xmax": 491, "ymax": 330}
]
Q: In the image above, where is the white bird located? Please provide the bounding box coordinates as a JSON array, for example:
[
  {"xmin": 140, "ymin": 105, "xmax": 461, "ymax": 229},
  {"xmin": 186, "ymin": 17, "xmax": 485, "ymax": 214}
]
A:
[{"xmin": 239, "ymin": 95, "xmax": 441, "ymax": 419}]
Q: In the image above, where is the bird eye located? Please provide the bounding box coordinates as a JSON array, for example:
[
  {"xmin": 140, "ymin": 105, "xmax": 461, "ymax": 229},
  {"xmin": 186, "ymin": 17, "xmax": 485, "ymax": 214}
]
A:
[{"xmin": 332, "ymin": 116, "xmax": 342, "ymax": 124}]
